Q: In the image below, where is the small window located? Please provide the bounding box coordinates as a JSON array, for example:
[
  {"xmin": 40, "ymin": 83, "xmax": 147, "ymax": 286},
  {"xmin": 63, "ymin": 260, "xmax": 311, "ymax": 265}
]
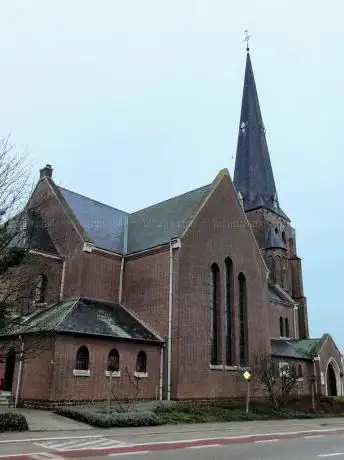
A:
[
  {"xmin": 274, "ymin": 227, "xmax": 279, "ymax": 234},
  {"xmin": 279, "ymin": 316, "xmax": 284, "ymax": 337},
  {"xmin": 34, "ymin": 274, "xmax": 47, "ymax": 303},
  {"xmin": 136, "ymin": 351, "xmax": 147, "ymax": 373},
  {"xmin": 75, "ymin": 346, "xmax": 89, "ymax": 370},
  {"xmin": 279, "ymin": 361, "xmax": 290, "ymax": 377},
  {"xmin": 107, "ymin": 349, "xmax": 120, "ymax": 372},
  {"xmin": 285, "ymin": 318, "xmax": 290, "ymax": 338},
  {"xmin": 282, "ymin": 231, "xmax": 287, "ymax": 244}
]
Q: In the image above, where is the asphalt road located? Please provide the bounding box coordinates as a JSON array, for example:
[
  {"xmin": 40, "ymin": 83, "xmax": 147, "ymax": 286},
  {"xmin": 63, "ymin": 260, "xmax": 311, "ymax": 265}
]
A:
[
  {"xmin": 1, "ymin": 418, "xmax": 344, "ymax": 459},
  {"xmin": 81, "ymin": 433, "xmax": 344, "ymax": 459}
]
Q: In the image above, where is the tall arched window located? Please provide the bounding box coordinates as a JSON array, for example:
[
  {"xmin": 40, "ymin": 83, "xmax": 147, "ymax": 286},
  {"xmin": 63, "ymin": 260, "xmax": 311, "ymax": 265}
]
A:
[
  {"xmin": 238, "ymin": 272, "xmax": 248, "ymax": 367},
  {"xmin": 279, "ymin": 316, "xmax": 284, "ymax": 337},
  {"xmin": 285, "ymin": 318, "xmax": 290, "ymax": 338},
  {"xmin": 136, "ymin": 351, "xmax": 147, "ymax": 373},
  {"xmin": 225, "ymin": 258, "xmax": 234, "ymax": 366},
  {"xmin": 34, "ymin": 274, "xmax": 47, "ymax": 303},
  {"xmin": 210, "ymin": 263, "xmax": 221, "ymax": 365},
  {"xmin": 75, "ymin": 346, "xmax": 89, "ymax": 370},
  {"xmin": 297, "ymin": 364, "xmax": 303, "ymax": 379},
  {"xmin": 107, "ymin": 349, "xmax": 120, "ymax": 372}
]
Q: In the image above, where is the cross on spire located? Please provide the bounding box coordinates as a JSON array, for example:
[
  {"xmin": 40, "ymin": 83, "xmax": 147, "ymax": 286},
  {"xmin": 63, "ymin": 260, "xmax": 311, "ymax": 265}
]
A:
[{"xmin": 242, "ymin": 30, "xmax": 251, "ymax": 52}]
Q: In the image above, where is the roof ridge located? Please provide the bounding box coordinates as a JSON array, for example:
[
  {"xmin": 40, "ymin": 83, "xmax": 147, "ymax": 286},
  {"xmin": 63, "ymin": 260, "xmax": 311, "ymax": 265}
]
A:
[
  {"xmin": 118, "ymin": 302, "xmax": 164, "ymax": 342},
  {"xmin": 58, "ymin": 186, "xmax": 128, "ymax": 215},
  {"xmin": 130, "ymin": 183, "xmax": 211, "ymax": 215},
  {"xmin": 55, "ymin": 298, "xmax": 80, "ymax": 329}
]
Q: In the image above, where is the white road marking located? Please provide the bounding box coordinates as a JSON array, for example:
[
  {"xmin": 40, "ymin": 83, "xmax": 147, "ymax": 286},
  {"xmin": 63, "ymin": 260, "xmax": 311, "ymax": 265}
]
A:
[
  {"xmin": 254, "ymin": 439, "xmax": 280, "ymax": 444},
  {"xmin": 109, "ymin": 453, "xmax": 151, "ymax": 457},
  {"xmin": 34, "ymin": 438, "xmax": 131, "ymax": 452},
  {"xmin": 305, "ymin": 435, "xmax": 325, "ymax": 439},
  {"xmin": 187, "ymin": 444, "xmax": 222, "ymax": 449},
  {"xmin": 0, "ymin": 435, "xmax": 103, "ymax": 444},
  {"xmin": 318, "ymin": 454, "xmax": 344, "ymax": 457},
  {"xmin": 30, "ymin": 454, "xmax": 66, "ymax": 460}
]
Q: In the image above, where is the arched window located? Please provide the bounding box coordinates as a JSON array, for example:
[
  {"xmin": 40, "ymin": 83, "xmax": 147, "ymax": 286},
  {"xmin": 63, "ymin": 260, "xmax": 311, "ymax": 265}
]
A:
[
  {"xmin": 136, "ymin": 351, "xmax": 147, "ymax": 373},
  {"xmin": 285, "ymin": 318, "xmax": 290, "ymax": 338},
  {"xmin": 225, "ymin": 258, "xmax": 234, "ymax": 366},
  {"xmin": 238, "ymin": 272, "xmax": 248, "ymax": 367},
  {"xmin": 107, "ymin": 349, "xmax": 120, "ymax": 372},
  {"xmin": 34, "ymin": 274, "xmax": 47, "ymax": 303},
  {"xmin": 75, "ymin": 346, "xmax": 89, "ymax": 370},
  {"xmin": 279, "ymin": 317, "xmax": 284, "ymax": 337},
  {"xmin": 274, "ymin": 227, "xmax": 279, "ymax": 234},
  {"xmin": 210, "ymin": 263, "xmax": 221, "ymax": 365}
]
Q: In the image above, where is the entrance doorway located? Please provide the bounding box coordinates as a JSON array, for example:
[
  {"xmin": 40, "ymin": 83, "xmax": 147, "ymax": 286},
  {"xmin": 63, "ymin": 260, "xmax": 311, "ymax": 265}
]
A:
[
  {"xmin": 3, "ymin": 348, "xmax": 16, "ymax": 392},
  {"xmin": 327, "ymin": 363, "xmax": 338, "ymax": 396}
]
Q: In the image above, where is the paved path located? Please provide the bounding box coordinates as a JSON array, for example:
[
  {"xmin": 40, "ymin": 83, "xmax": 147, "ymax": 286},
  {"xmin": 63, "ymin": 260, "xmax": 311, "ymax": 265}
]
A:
[{"xmin": 1, "ymin": 417, "xmax": 344, "ymax": 459}]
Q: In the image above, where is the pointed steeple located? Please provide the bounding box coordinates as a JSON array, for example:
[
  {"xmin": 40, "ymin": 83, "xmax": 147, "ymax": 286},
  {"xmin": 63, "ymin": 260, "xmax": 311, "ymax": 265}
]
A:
[{"xmin": 233, "ymin": 49, "xmax": 288, "ymax": 220}]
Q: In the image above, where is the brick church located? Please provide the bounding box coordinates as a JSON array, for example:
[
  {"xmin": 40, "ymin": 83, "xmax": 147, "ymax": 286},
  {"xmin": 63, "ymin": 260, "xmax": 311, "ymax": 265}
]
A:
[{"xmin": 0, "ymin": 48, "xmax": 342, "ymax": 407}]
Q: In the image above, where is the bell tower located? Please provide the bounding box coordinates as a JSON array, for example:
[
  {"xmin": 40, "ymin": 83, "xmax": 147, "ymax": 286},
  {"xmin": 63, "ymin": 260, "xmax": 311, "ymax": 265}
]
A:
[{"xmin": 233, "ymin": 42, "xmax": 309, "ymax": 338}]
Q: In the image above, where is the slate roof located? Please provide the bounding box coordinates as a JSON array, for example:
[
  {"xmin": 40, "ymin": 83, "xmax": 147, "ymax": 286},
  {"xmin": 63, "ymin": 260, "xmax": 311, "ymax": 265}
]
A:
[
  {"xmin": 264, "ymin": 228, "xmax": 286, "ymax": 250},
  {"xmin": 233, "ymin": 51, "xmax": 289, "ymax": 221},
  {"xmin": 271, "ymin": 339, "xmax": 313, "ymax": 361},
  {"xmin": 0, "ymin": 298, "xmax": 163, "ymax": 344},
  {"xmin": 289, "ymin": 337, "xmax": 326, "ymax": 356},
  {"xmin": 7, "ymin": 209, "xmax": 58, "ymax": 255},
  {"xmin": 59, "ymin": 187, "xmax": 128, "ymax": 253},
  {"xmin": 128, "ymin": 184, "xmax": 212, "ymax": 253},
  {"xmin": 58, "ymin": 183, "xmax": 212, "ymax": 254}
]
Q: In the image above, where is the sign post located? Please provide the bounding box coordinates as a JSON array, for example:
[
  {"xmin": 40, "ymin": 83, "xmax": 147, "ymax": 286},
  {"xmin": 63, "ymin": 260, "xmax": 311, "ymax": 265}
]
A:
[{"xmin": 243, "ymin": 370, "xmax": 252, "ymax": 414}]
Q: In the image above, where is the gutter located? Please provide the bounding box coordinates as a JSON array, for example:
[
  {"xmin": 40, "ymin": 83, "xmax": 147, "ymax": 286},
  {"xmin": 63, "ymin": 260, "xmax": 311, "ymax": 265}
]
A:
[{"xmin": 167, "ymin": 237, "xmax": 181, "ymax": 401}]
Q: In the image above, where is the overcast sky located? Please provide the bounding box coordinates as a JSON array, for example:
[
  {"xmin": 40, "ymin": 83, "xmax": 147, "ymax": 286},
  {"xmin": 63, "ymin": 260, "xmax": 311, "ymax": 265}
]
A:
[{"xmin": 1, "ymin": 1, "xmax": 343, "ymax": 350}]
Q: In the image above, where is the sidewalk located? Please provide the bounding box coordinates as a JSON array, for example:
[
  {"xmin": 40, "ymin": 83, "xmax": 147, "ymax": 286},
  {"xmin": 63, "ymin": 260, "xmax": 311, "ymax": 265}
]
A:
[
  {"xmin": 0, "ymin": 407, "xmax": 92, "ymax": 432},
  {"xmin": 0, "ymin": 412, "xmax": 344, "ymax": 442}
]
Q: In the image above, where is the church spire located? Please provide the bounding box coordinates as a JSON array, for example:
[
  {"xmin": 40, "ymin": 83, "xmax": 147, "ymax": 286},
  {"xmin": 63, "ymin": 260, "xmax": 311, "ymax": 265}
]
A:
[{"xmin": 233, "ymin": 43, "xmax": 288, "ymax": 220}]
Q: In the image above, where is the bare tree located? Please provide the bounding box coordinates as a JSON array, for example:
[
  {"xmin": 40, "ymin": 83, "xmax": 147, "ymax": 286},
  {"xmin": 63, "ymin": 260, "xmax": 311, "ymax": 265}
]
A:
[
  {"xmin": 251, "ymin": 354, "xmax": 303, "ymax": 408},
  {"xmin": 0, "ymin": 134, "xmax": 58, "ymax": 368}
]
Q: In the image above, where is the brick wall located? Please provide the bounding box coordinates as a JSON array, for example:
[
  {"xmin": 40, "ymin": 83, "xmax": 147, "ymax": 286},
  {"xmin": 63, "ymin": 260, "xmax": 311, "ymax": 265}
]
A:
[
  {"xmin": 174, "ymin": 175, "xmax": 271, "ymax": 399},
  {"xmin": 81, "ymin": 251, "xmax": 122, "ymax": 303},
  {"xmin": 269, "ymin": 300, "xmax": 296, "ymax": 339},
  {"xmin": 50, "ymin": 336, "xmax": 161, "ymax": 402},
  {"xmin": 123, "ymin": 250, "xmax": 170, "ymax": 338}
]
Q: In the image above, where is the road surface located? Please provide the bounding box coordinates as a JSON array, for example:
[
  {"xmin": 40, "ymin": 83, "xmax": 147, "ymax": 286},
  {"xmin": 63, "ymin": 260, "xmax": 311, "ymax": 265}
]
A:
[{"xmin": 1, "ymin": 418, "xmax": 344, "ymax": 459}]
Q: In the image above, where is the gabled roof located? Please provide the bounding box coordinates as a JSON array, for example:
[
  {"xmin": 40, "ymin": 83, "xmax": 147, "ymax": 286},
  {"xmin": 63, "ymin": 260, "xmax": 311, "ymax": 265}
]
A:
[
  {"xmin": 57, "ymin": 182, "xmax": 213, "ymax": 254},
  {"xmin": 58, "ymin": 187, "xmax": 128, "ymax": 253},
  {"xmin": 289, "ymin": 337, "xmax": 326, "ymax": 356},
  {"xmin": 0, "ymin": 298, "xmax": 163, "ymax": 344},
  {"xmin": 271, "ymin": 339, "xmax": 312, "ymax": 361},
  {"xmin": 233, "ymin": 51, "xmax": 289, "ymax": 221},
  {"xmin": 128, "ymin": 184, "xmax": 212, "ymax": 253}
]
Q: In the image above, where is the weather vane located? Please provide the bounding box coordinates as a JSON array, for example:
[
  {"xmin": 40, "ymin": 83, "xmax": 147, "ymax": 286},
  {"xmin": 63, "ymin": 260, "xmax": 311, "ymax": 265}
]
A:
[{"xmin": 242, "ymin": 30, "xmax": 252, "ymax": 52}]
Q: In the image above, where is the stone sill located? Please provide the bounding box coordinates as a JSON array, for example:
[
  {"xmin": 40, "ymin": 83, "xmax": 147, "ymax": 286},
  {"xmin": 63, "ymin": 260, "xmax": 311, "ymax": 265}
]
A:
[
  {"xmin": 105, "ymin": 371, "xmax": 121, "ymax": 378},
  {"xmin": 134, "ymin": 372, "xmax": 148, "ymax": 378},
  {"xmin": 210, "ymin": 365, "xmax": 243, "ymax": 371},
  {"xmin": 73, "ymin": 369, "xmax": 90, "ymax": 377},
  {"xmin": 210, "ymin": 364, "xmax": 224, "ymax": 370}
]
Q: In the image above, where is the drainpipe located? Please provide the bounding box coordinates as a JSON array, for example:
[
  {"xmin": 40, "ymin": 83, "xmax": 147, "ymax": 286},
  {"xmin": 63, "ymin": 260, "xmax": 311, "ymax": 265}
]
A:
[
  {"xmin": 59, "ymin": 261, "xmax": 66, "ymax": 300},
  {"xmin": 293, "ymin": 305, "xmax": 298, "ymax": 339},
  {"xmin": 118, "ymin": 257, "xmax": 125, "ymax": 304},
  {"xmin": 159, "ymin": 345, "xmax": 164, "ymax": 401},
  {"xmin": 314, "ymin": 355, "xmax": 320, "ymax": 396},
  {"xmin": 167, "ymin": 238, "xmax": 181, "ymax": 401},
  {"xmin": 14, "ymin": 337, "xmax": 24, "ymax": 408}
]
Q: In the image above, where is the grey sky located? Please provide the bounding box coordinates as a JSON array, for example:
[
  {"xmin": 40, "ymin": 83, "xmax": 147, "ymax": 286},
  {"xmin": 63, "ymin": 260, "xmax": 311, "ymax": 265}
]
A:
[{"xmin": 1, "ymin": 1, "xmax": 343, "ymax": 349}]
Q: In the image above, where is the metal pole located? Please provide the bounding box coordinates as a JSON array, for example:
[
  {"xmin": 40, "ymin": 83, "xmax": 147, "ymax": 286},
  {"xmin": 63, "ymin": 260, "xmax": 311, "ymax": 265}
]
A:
[{"xmin": 245, "ymin": 380, "xmax": 250, "ymax": 414}]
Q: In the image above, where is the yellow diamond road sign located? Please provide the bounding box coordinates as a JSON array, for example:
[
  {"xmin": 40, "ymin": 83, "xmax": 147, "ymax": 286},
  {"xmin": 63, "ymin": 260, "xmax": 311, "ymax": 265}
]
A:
[{"xmin": 243, "ymin": 370, "xmax": 251, "ymax": 381}]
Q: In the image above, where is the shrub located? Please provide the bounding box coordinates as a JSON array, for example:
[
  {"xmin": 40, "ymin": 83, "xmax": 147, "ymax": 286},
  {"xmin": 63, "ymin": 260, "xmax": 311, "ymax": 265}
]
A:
[
  {"xmin": 0, "ymin": 412, "xmax": 29, "ymax": 432},
  {"xmin": 55, "ymin": 407, "xmax": 160, "ymax": 428}
]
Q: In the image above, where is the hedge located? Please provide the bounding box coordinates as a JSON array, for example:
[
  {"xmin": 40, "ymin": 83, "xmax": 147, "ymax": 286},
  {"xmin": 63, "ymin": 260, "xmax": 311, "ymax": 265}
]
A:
[
  {"xmin": 0, "ymin": 412, "xmax": 29, "ymax": 432},
  {"xmin": 55, "ymin": 406, "xmax": 160, "ymax": 428}
]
